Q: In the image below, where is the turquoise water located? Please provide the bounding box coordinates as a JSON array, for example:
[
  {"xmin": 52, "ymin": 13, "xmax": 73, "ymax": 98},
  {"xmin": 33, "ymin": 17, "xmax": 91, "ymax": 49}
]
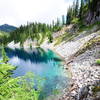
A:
[{"xmin": 0, "ymin": 47, "xmax": 70, "ymax": 99}]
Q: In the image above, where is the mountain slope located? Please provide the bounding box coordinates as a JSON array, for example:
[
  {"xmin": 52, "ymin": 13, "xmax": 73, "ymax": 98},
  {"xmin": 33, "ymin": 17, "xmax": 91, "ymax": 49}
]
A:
[{"xmin": 0, "ymin": 24, "xmax": 17, "ymax": 32}]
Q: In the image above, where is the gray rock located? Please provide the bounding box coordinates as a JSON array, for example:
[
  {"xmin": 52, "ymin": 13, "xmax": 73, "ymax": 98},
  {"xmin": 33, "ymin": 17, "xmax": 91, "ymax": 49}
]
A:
[{"xmin": 77, "ymin": 86, "xmax": 90, "ymax": 100}]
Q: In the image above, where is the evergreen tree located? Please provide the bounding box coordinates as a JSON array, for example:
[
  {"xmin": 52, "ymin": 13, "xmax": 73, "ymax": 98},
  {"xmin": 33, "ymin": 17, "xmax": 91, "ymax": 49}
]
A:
[
  {"xmin": 56, "ymin": 18, "xmax": 60, "ymax": 26},
  {"xmin": 52, "ymin": 20, "xmax": 55, "ymax": 28},
  {"xmin": 66, "ymin": 7, "xmax": 73, "ymax": 25},
  {"xmin": 75, "ymin": 0, "xmax": 79, "ymax": 17},
  {"xmin": 62, "ymin": 15, "xmax": 65, "ymax": 25},
  {"xmin": 85, "ymin": 0, "xmax": 91, "ymax": 9},
  {"xmin": 1, "ymin": 45, "xmax": 9, "ymax": 64},
  {"xmin": 79, "ymin": 0, "xmax": 84, "ymax": 20},
  {"xmin": 72, "ymin": 1, "xmax": 76, "ymax": 18}
]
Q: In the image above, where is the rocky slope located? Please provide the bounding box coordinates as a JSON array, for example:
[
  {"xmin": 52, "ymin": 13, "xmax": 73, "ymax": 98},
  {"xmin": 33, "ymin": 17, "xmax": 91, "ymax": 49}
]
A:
[
  {"xmin": 59, "ymin": 34, "xmax": 100, "ymax": 100},
  {"xmin": 42, "ymin": 25, "xmax": 100, "ymax": 100}
]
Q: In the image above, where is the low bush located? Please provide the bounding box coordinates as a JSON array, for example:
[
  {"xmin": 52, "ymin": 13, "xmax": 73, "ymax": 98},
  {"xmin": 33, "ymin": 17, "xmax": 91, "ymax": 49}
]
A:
[{"xmin": 96, "ymin": 59, "xmax": 100, "ymax": 65}]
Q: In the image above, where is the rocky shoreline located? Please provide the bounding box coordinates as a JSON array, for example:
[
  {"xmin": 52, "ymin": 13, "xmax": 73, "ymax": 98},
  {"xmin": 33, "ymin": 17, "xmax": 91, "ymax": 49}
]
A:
[
  {"xmin": 60, "ymin": 45, "xmax": 100, "ymax": 100},
  {"xmin": 42, "ymin": 30, "xmax": 100, "ymax": 100}
]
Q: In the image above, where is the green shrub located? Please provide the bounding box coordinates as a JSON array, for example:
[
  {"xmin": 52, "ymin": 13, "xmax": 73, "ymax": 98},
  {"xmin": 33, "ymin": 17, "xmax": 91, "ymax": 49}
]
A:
[
  {"xmin": 71, "ymin": 18, "xmax": 79, "ymax": 24},
  {"xmin": 0, "ymin": 63, "xmax": 42, "ymax": 100},
  {"xmin": 1, "ymin": 45, "xmax": 9, "ymax": 63},
  {"xmin": 96, "ymin": 59, "xmax": 100, "ymax": 65}
]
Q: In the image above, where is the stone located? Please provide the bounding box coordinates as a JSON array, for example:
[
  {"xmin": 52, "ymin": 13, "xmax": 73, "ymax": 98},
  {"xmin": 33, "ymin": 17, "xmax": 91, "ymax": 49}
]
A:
[{"xmin": 77, "ymin": 86, "xmax": 89, "ymax": 100}]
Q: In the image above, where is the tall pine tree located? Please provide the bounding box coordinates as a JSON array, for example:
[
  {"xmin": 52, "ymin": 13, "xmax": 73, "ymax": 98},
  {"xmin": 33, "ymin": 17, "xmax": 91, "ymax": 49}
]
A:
[
  {"xmin": 79, "ymin": 0, "xmax": 84, "ymax": 20},
  {"xmin": 75, "ymin": 0, "xmax": 79, "ymax": 17},
  {"xmin": 62, "ymin": 15, "xmax": 65, "ymax": 25}
]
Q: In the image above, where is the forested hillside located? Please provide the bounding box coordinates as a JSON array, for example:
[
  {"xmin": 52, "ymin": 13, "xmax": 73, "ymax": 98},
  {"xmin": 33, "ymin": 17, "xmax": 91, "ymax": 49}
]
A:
[
  {"xmin": 66, "ymin": 0, "xmax": 100, "ymax": 25},
  {"xmin": 8, "ymin": 22, "xmax": 62, "ymax": 46}
]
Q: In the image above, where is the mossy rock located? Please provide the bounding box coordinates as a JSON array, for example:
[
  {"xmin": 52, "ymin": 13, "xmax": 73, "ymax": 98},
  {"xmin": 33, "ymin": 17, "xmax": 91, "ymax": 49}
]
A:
[
  {"xmin": 54, "ymin": 32, "xmax": 77, "ymax": 46},
  {"xmin": 93, "ymin": 86, "xmax": 100, "ymax": 94},
  {"xmin": 74, "ymin": 36, "xmax": 100, "ymax": 57}
]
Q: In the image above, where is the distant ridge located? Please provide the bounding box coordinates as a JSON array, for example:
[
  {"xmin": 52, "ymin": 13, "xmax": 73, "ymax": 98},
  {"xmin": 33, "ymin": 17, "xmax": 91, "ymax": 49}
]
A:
[{"xmin": 0, "ymin": 24, "xmax": 17, "ymax": 32}]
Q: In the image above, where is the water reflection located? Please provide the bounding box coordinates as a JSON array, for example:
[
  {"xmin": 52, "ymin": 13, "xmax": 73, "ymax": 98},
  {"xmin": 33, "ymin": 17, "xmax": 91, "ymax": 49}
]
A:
[{"xmin": 5, "ymin": 47, "xmax": 62, "ymax": 63}]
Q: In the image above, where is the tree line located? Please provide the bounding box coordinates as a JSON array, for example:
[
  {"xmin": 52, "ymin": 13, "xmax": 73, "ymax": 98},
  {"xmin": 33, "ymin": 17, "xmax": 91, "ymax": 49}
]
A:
[
  {"xmin": 8, "ymin": 21, "xmax": 63, "ymax": 46},
  {"xmin": 1, "ymin": 0, "xmax": 99, "ymax": 46}
]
